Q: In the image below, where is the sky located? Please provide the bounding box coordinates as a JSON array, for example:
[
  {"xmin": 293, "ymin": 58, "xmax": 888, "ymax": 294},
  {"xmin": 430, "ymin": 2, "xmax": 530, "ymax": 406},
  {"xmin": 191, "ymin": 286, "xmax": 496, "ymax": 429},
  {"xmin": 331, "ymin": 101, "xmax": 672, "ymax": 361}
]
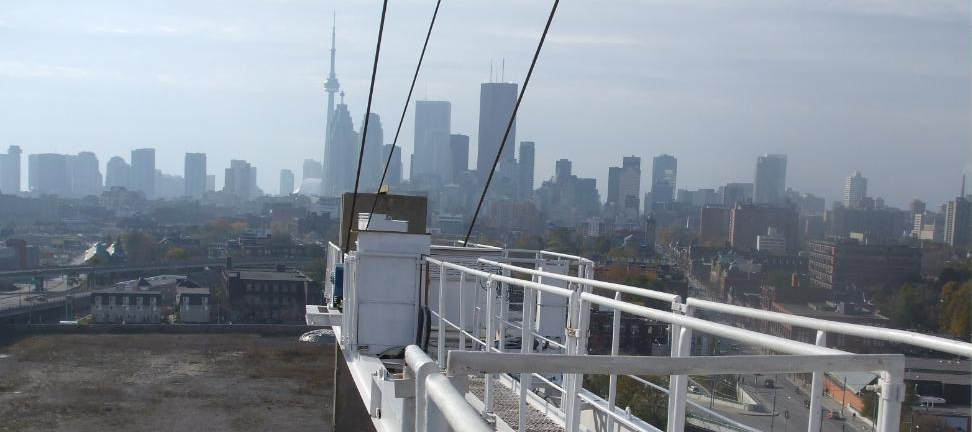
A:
[{"xmin": 0, "ymin": 0, "xmax": 969, "ymax": 208}]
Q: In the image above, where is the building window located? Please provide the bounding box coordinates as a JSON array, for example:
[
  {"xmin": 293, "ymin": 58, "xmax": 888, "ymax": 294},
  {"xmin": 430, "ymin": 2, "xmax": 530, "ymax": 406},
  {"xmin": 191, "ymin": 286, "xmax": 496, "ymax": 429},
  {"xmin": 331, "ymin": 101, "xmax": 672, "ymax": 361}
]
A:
[{"xmin": 150, "ymin": 297, "xmax": 157, "ymax": 307}]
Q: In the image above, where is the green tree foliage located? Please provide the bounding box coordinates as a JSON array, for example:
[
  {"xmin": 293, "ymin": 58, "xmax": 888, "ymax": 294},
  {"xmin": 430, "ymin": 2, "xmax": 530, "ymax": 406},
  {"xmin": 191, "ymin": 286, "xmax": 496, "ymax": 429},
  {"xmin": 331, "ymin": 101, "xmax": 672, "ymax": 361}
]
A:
[
  {"xmin": 163, "ymin": 247, "xmax": 188, "ymax": 262},
  {"xmin": 940, "ymin": 281, "xmax": 971, "ymax": 339},
  {"xmin": 585, "ymin": 374, "xmax": 669, "ymax": 428},
  {"xmin": 887, "ymin": 283, "xmax": 939, "ymax": 331},
  {"xmin": 122, "ymin": 230, "xmax": 160, "ymax": 263}
]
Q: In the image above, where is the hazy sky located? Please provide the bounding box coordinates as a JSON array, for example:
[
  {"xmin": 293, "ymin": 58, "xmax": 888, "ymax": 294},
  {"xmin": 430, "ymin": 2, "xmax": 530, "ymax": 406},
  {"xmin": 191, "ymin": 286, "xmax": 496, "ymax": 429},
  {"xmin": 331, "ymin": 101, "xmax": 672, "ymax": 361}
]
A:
[{"xmin": 1, "ymin": 0, "xmax": 969, "ymax": 207}]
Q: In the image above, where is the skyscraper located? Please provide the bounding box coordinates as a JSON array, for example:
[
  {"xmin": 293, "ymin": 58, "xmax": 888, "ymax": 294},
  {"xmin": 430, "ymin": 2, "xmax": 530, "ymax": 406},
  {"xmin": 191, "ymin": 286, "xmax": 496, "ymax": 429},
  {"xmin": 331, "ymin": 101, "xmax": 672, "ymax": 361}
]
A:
[
  {"xmin": 753, "ymin": 154, "xmax": 787, "ymax": 205},
  {"xmin": 620, "ymin": 156, "xmax": 641, "ymax": 222},
  {"xmin": 0, "ymin": 145, "xmax": 22, "ymax": 194},
  {"xmin": 28, "ymin": 153, "xmax": 69, "ymax": 196},
  {"xmin": 323, "ymin": 93, "xmax": 356, "ymax": 196},
  {"xmin": 303, "ymin": 159, "xmax": 323, "ymax": 181},
  {"xmin": 413, "ymin": 100, "xmax": 451, "ymax": 181},
  {"xmin": 131, "ymin": 148, "xmax": 156, "ymax": 198},
  {"xmin": 359, "ymin": 113, "xmax": 384, "ymax": 190},
  {"xmin": 280, "ymin": 169, "xmax": 295, "ymax": 196},
  {"xmin": 105, "ymin": 156, "xmax": 130, "ymax": 190},
  {"xmin": 607, "ymin": 167, "xmax": 621, "ymax": 207},
  {"xmin": 944, "ymin": 197, "xmax": 971, "ymax": 247},
  {"xmin": 651, "ymin": 154, "xmax": 677, "ymax": 203},
  {"xmin": 67, "ymin": 152, "xmax": 102, "ymax": 197},
  {"xmin": 184, "ymin": 153, "xmax": 207, "ymax": 199},
  {"xmin": 518, "ymin": 141, "xmax": 535, "ymax": 199},
  {"xmin": 450, "ymin": 134, "xmax": 469, "ymax": 182},
  {"xmin": 224, "ymin": 160, "xmax": 252, "ymax": 199},
  {"xmin": 477, "ymin": 82, "xmax": 517, "ymax": 181},
  {"xmin": 381, "ymin": 144, "xmax": 402, "ymax": 188},
  {"xmin": 843, "ymin": 171, "xmax": 867, "ymax": 209},
  {"xmin": 555, "ymin": 159, "xmax": 572, "ymax": 182}
]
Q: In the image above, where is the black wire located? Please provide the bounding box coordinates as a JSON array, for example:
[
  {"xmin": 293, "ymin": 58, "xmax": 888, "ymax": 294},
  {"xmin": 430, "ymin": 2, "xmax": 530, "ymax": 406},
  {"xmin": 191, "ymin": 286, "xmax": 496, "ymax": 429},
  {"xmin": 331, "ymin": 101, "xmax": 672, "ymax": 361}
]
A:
[
  {"xmin": 343, "ymin": 0, "xmax": 390, "ymax": 254},
  {"xmin": 366, "ymin": 0, "xmax": 444, "ymax": 230},
  {"xmin": 462, "ymin": 0, "xmax": 560, "ymax": 246}
]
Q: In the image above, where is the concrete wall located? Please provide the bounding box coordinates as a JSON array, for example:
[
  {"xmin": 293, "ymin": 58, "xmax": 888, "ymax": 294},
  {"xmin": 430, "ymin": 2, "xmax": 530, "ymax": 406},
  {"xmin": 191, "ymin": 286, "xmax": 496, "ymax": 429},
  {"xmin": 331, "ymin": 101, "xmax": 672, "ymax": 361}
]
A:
[{"xmin": 0, "ymin": 323, "xmax": 331, "ymax": 346}]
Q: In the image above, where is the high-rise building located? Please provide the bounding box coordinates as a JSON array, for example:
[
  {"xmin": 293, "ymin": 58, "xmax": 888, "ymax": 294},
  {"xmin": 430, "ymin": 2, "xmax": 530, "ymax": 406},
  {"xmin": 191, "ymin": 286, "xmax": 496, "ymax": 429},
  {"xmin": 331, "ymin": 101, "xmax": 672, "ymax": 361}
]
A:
[
  {"xmin": 28, "ymin": 153, "xmax": 69, "ymax": 196},
  {"xmin": 477, "ymin": 82, "xmax": 517, "ymax": 181},
  {"xmin": 131, "ymin": 148, "xmax": 156, "ymax": 198},
  {"xmin": 156, "ymin": 170, "xmax": 185, "ymax": 199},
  {"xmin": 105, "ymin": 156, "xmax": 130, "ymax": 190},
  {"xmin": 184, "ymin": 153, "xmax": 207, "ymax": 199},
  {"xmin": 206, "ymin": 175, "xmax": 216, "ymax": 192},
  {"xmin": 381, "ymin": 144, "xmax": 402, "ymax": 188},
  {"xmin": 224, "ymin": 160, "xmax": 252, "ymax": 199},
  {"xmin": 944, "ymin": 197, "xmax": 970, "ymax": 247},
  {"xmin": 729, "ymin": 203, "xmax": 799, "ymax": 254},
  {"xmin": 0, "ymin": 145, "xmax": 22, "ymax": 194},
  {"xmin": 843, "ymin": 171, "xmax": 867, "ymax": 209},
  {"xmin": 279, "ymin": 169, "xmax": 295, "ymax": 196},
  {"xmin": 518, "ymin": 141, "xmax": 535, "ymax": 199},
  {"xmin": 67, "ymin": 152, "xmax": 102, "ymax": 197},
  {"xmin": 323, "ymin": 93, "xmax": 356, "ymax": 196},
  {"xmin": 607, "ymin": 167, "xmax": 621, "ymax": 207},
  {"xmin": 359, "ymin": 113, "xmax": 384, "ymax": 190},
  {"xmin": 720, "ymin": 182, "xmax": 753, "ymax": 207},
  {"xmin": 651, "ymin": 154, "xmax": 677, "ymax": 203},
  {"xmin": 555, "ymin": 159, "xmax": 572, "ymax": 183},
  {"xmin": 413, "ymin": 100, "xmax": 451, "ymax": 182},
  {"xmin": 450, "ymin": 134, "xmax": 469, "ymax": 182},
  {"xmin": 753, "ymin": 154, "xmax": 787, "ymax": 205},
  {"xmin": 808, "ymin": 239, "xmax": 920, "ymax": 290},
  {"xmin": 303, "ymin": 159, "xmax": 323, "ymax": 181}
]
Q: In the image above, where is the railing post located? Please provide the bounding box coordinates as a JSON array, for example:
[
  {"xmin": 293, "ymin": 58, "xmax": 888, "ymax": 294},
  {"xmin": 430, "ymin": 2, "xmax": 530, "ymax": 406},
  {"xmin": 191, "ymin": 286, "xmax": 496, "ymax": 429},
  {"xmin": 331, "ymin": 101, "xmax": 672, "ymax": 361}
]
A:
[
  {"xmin": 607, "ymin": 291, "xmax": 622, "ymax": 432},
  {"xmin": 499, "ymin": 267, "xmax": 510, "ymax": 353},
  {"xmin": 406, "ymin": 346, "xmax": 439, "ymax": 432},
  {"xmin": 808, "ymin": 330, "xmax": 826, "ymax": 432},
  {"xmin": 518, "ymin": 285, "xmax": 537, "ymax": 431},
  {"xmin": 483, "ymin": 278, "xmax": 496, "ymax": 419},
  {"xmin": 437, "ymin": 263, "xmax": 446, "ymax": 368},
  {"xmin": 876, "ymin": 367, "xmax": 904, "ymax": 432},
  {"xmin": 458, "ymin": 272, "xmax": 467, "ymax": 351},
  {"xmin": 563, "ymin": 287, "xmax": 582, "ymax": 432},
  {"xmin": 667, "ymin": 305, "xmax": 693, "ymax": 432}
]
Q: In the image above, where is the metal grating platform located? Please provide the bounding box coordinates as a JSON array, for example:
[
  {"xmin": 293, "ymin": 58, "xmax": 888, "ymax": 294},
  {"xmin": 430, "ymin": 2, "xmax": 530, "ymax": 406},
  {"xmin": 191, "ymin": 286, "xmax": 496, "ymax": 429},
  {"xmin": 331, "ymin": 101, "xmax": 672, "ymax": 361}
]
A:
[{"xmin": 467, "ymin": 375, "xmax": 564, "ymax": 432}]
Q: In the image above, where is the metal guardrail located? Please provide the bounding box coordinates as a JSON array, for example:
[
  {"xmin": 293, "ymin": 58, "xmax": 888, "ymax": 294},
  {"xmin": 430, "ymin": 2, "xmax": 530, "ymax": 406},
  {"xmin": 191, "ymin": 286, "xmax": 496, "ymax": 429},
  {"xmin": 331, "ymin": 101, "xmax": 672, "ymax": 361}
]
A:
[{"xmin": 322, "ymin": 243, "xmax": 971, "ymax": 432}]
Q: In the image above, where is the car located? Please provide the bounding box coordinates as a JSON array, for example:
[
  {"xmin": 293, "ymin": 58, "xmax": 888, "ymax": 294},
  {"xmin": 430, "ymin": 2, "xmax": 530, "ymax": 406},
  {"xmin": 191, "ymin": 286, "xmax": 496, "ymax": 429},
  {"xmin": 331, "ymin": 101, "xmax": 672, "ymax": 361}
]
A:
[
  {"xmin": 730, "ymin": 344, "xmax": 740, "ymax": 351},
  {"xmin": 764, "ymin": 379, "xmax": 775, "ymax": 388}
]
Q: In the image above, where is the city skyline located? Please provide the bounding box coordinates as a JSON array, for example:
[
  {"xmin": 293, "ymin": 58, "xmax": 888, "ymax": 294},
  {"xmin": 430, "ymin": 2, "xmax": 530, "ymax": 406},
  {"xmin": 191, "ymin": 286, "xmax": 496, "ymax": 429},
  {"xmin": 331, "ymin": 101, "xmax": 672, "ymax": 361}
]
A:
[{"xmin": 0, "ymin": 0, "xmax": 969, "ymax": 207}]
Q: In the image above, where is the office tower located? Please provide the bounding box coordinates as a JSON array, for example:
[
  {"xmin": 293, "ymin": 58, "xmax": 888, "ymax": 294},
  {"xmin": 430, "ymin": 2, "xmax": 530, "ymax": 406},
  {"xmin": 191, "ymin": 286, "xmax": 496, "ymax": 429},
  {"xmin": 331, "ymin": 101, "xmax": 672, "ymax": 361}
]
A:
[
  {"xmin": 477, "ymin": 82, "xmax": 518, "ymax": 181},
  {"xmin": 224, "ymin": 160, "xmax": 252, "ymax": 199},
  {"xmin": 944, "ymin": 197, "xmax": 971, "ymax": 246},
  {"xmin": 617, "ymin": 157, "xmax": 641, "ymax": 222},
  {"xmin": 67, "ymin": 152, "xmax": 102, "ymax": 197},
  {"xmin": 381, "ymin": 144, "xmax": 402, "ymax": 188},
  {"xmin": 303, "ymin": 159, "xmax": 323, "ymax": 180},
  {"xmin": 413, "ymin": 100, "xmax": 452, "ymax": 181},
  {"xmin": 651, "ymin": 154, "xmax": 677, "ymax": 203},
  {"xmin": 607, "ymin": 167, "xmax": 621, "ymax": 207},
  {"xmin": 555, "ymin": 159, "xmax": 572, "ymax": 183},
  {"xmin": 324, "ymin": 17, "xmax": 341, "ymax": 165},
  {"xmin": 156, "ymin": 170, "xmax": 185, "ymax": 199},
  {"xmin": 183, "ymin": 153, "xmax": 207, "ymax": 199},
  {"xmin": 753, "ymin": 154, "xmax": 787, "ymax": 205},
  {"xmin": 518, "ymin": 141, "xmax": 535, "ymax": 199},
  {"xmin": 323, "ymin": 93, "xmax": 356, "ymax": 196},
  {"xmin": 105, "ymin": 156, "xmax": 130, "ymax": 189},
  {"xmin": 359, "ymin": 113, "xmax": 384, "ymax": 189},
  {"xmin": 28, "ymin": 154, "xmax": 69, "ymax": 196},
  {"xmin": 131, "ymin": 148, "xmax": 156, "ymax": 198},
  {"xmin": 843, "ymin": 171, "xmax": 867, "ymax": 208},
  {"xmin": 0, "ymin": 145, "xmax": 22, "ymax": 194},
  {"xmin": 720, "ymin": 182, "xmax": 753, "ymax": 206},
  {"xmin": 206, "ymin": 175, "xmax": 216, "ymax": 192},
  {"xmin": 729, "ymin": 203, "xmax": 799, "ymax": 254},
  {"xmin": 449, "ymin": 134, "xmax": 470, "ymax": 182},
  {"xmin": 279, "ymin": 169, "xmax": 295, "ymax": 196}
]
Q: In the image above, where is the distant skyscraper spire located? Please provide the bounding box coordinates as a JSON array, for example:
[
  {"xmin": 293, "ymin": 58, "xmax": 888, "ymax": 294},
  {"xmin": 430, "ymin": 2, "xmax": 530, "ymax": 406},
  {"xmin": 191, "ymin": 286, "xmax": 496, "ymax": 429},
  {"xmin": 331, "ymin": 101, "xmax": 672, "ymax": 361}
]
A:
[{"xmin": 324, "ymin": 13, "xmax": 340, "ymax": 138}]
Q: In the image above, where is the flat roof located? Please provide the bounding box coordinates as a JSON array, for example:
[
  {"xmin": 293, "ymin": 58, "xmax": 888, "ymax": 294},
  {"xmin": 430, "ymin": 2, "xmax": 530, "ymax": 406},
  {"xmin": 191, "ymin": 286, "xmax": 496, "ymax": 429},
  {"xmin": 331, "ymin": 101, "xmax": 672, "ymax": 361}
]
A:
[
  {"xmin": 176, "ymin": 287, "xmax": 211, "ymax": 295},
  {"xmin": 224, "ymin": 268, "xmax": 310, "ymax": 282}
]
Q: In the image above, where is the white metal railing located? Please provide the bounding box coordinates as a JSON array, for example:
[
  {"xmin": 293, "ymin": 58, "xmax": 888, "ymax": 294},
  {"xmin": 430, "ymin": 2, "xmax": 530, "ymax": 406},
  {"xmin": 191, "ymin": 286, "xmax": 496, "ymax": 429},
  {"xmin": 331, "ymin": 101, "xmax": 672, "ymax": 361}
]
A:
[
  {"xmin": 406, "ymin": 346, "xmax": 493, "ymax": 432},
  {"xmin": 321, "ymin": 243, "xmax": 972, "ymax": 432}
]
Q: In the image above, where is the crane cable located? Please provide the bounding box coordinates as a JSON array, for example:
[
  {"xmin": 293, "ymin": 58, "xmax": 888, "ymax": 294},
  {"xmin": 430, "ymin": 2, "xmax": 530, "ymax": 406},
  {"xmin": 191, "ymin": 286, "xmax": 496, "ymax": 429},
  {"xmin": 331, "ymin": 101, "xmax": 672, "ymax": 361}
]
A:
[
  {"xmin": 343, "ymin": 0, "xmax": 390, "ymax": 254},
  {"xmin": 462, "ymin": 0, "xmax": 560, "ymax": 246},
  {"xmin": 366, "ymin": 0, "xmax": 445, "ymax": 229}
]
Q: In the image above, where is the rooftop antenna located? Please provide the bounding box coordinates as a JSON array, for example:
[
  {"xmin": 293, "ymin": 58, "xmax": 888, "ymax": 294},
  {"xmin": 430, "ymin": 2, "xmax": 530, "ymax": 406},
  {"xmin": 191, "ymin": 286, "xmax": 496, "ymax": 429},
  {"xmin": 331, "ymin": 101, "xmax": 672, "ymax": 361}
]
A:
[
  {"xmin": 489, "ymin": 58, "xmax": 494, "ymax": 82},
  {"xmin": 501, "ymin": 58, "xmax": 505, "ymax": 82},
  {"xmin": 963, "ymin": 174, "xmax": 967, "ymax": 197}
]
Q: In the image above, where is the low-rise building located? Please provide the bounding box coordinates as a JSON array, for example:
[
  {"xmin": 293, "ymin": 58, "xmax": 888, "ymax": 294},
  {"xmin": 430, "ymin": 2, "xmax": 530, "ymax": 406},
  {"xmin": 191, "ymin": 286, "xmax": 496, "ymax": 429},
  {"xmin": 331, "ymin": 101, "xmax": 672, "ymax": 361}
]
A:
[
  {"xmin": 177, "ymin": 287, "xmax": 211, "ymax": 323},
  {"xmin": 91, "ymin": 287, "xmax": 162, "ymax": 324},
  {"xmin": 222, "ymin": 265, "xmax": 314, "ymax": 323}
]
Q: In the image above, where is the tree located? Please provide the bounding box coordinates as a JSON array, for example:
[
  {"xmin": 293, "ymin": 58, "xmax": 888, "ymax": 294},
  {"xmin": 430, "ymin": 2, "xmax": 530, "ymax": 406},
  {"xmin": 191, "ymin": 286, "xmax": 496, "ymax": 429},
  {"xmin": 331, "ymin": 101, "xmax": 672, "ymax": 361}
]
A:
[
  {"xmin": 122, "ymin": 230, "xmax": 160, "ymax": 263},
  {"xmin": 164, "ymin": 247, "xmax": 188, "ymax": 262},
  {"xmin": 887, "ymin": 283, "xmax": 939, "ymax": 331},
  {"xmin": 940, "ymin": 281, "xmax": 971, "ymax": 339}
]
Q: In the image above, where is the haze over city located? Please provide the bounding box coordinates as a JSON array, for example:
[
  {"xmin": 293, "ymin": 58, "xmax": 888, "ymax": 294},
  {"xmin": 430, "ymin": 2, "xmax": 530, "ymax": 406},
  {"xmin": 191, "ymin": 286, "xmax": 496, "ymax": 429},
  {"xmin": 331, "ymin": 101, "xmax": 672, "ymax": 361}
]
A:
[{"xmin": 1, "ymin": 0, "xmax": 969, "ymax": 207}]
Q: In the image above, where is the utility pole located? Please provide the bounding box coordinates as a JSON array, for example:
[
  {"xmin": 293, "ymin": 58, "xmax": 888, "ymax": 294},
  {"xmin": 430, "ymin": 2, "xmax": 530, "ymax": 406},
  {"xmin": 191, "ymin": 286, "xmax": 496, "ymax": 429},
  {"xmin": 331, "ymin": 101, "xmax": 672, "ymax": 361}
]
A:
[{"xmin": 841, "ymin": 376, "xmax": 848, "ymax": 416}]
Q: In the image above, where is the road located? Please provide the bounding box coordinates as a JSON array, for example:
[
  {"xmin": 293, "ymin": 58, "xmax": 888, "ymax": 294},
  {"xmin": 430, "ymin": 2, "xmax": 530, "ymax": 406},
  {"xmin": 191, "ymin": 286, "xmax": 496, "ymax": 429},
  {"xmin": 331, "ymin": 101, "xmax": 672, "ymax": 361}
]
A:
[{"xmin": 0, "ymin": 275, "xmax": 87, "ymax": 312}]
